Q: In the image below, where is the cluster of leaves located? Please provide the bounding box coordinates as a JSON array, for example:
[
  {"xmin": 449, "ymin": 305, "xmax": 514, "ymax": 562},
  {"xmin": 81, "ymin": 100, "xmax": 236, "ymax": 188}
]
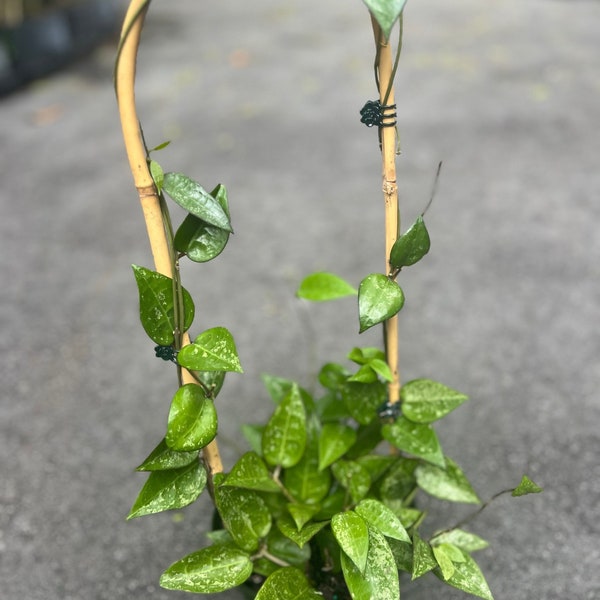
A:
[
  {"xmin": 125, "ymin": 4, "xmax": 543, "ymax": 599},
  {"xmin": 127, "ymin": 160, "xmax": 542, "ymax": 599}
]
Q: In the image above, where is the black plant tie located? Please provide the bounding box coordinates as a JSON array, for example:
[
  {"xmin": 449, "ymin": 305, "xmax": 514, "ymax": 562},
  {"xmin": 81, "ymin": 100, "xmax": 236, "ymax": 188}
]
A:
[
  {"xmin": 360, "ymin": 99, "xmax": 397, "ymax": 128},
  {"xmin": 377, "ymin": 400, "xmax": 401, "ymax": 422},
  {"xmin": 154, "ymin": 345, "xmax": 178, "ymax": 363}
]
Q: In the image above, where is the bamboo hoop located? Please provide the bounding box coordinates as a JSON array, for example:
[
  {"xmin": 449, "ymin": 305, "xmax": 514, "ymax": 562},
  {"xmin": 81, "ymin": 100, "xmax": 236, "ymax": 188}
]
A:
[{"xmin": 115, "ymin": 0, "xmax": 223, "ymax": 476}]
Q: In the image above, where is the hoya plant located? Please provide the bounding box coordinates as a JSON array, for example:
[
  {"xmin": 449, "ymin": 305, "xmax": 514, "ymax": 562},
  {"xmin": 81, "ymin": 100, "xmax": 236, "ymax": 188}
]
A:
[{"xmin": 115, "ymin": 1, "xmax": 542, "ymax": 599}]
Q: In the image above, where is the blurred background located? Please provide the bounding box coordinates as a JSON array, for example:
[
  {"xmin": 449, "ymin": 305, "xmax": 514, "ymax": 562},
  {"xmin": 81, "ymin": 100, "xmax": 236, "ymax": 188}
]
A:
[{"xmin": 1, "ymin": 0, "xmax": 599, "ymax": 599}]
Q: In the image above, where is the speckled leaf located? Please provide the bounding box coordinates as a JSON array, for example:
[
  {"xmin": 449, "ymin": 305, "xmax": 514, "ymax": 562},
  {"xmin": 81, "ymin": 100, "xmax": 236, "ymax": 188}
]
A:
[
  {"xmin": 431, "ymin": 529, "xmax": 489, "ymax": 552},
  {"xmin": 215, "ymin": 487, "xmax": 272, "ymax": 552},
  {"xmin": 177, "ymin": 327, "xmax": 242, "ymax": 372},
  {"xmin": 416, "ymin": 457, "xmax": 480, "ymax": 504},
  {"xmin": 341, "ymin": 380, "xmax": 387, "ymax": 425},
  {"xmin": 362, "ymin": 0, "xmax": 407, "ymax": 40},
  {"xmin": 389, "ymin": 215, "xmax": 431, "ymax": 269},
  {"xmin": 174, "ymin": 184, "xmax": 230, "ymax": 262},
  {"xmin": 127, "ymin": 461, "xmax": 206, "ymax": 519},
  {"xmin": 163, "ymin": 172, "xmax": 232, "ymax": 232},
  {"xmin": 343, "ymin": 525, "xmax": 399, "ymax": 600},
  {"xmin": 355, "ymin": 499, "xmax": 410, "ymax": 543},
  {"xmin": 160, "ymin": 544, "xmax": 252, "ymax": 593},
  {"xmin": 262, "ymin": 384, "xmax": 307, "ymax": 468},
  {"xmin": 412, "ymin": 530, "xmax": 437, "ymax": 579},
  {"xmin": 358, "ymin": 273, "xmax": 404, "ymax": 333},
  {"xmin": 255, "ymin": 567, "xmax": 322, "ymax": 600},
  {"xmin": 401, "ymin": 378, "xmax": 468, "ymax": 424},
  {"xmin": 332, "ymin": 511, "xmax": 369, "ymax": 573},
  {"xmin": 166, "ymin": 384, "xmax": 217, "ymax": 451},
  {"xmin": 221, "ymin": 451, "xmax": 280, "ymax": 493},
  {"xmin": 296, "ymin": 272, "xmax": 357, "ymax": 301},
  {"xmin": 132, "ymin": 265, "xmax": 194, "ymax": 345},
  {"xmin": 435, "ymin": 548, "xmax": 494, "ymax": 600},
  {"xmin": 331, "ymin": 460, "xmax": 371, "ymax": 503},
  {"xmin": 512, "ymin": 475, "xmax": 543, "ymax": 497},
  {"xmin": 136, "ymin": 438, "xmax": 198, "ymax": 471},
  {"xmin": 318, "ymin": 423, "xmax": 357, "ymax": 470},
  {"xmin": 382, "ymin": 416, "xmax": 445, "ymax": 467},
  {"xmin": 277, "ymin": 513, "xmax": 328, "ymax": 548}
]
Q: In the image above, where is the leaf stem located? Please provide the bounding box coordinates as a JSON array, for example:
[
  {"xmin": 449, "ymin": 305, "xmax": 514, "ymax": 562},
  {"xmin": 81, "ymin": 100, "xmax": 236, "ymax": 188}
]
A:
[
  {"xmin": 115, "ymin": 0, "xmax": 223, "ymax": 475},
  {"xmin": 429, "ymin": 488, "xmax": 514, "ymax": 543}
]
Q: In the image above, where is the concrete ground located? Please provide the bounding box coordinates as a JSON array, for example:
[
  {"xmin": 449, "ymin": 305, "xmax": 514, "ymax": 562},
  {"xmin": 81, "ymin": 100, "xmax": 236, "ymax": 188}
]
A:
[{"xmin": 1, "ymin": 0, "xmax": 599, "ymax": 599}]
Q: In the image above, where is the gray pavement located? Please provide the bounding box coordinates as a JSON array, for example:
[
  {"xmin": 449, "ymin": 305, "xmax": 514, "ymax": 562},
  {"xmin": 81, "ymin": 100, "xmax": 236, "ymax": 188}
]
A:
[{"xmin": 1, "ymin": 1, "xmax": 599, "ymax": 599}]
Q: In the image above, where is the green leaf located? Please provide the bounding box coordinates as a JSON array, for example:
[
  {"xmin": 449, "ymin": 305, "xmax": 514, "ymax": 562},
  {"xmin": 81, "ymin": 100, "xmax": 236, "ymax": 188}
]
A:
[
  {"xmin": 287, "ymin": 503, "xmax": 321, "ymax": 530},
  {"xmin": 277, "ymin": 513, "xmax": 328, "ymax": 548},
  {"xmin": 194, "ymin": 370, "xmax": 225, "ymax": 398},
  {"xmin": 149, "ymin": 159, "xmax": 164, "ymax": 193},
  {"xmin": 355, "ymin": 498, "xmax": 410, "ymax": 543},
  {"xmin": 160, "ymin": 544, "xmax": 252, "ymax": 593},
  {"xmin": 127, "ymin": 461, "xmax": 206, "ymax": 519},
  {"xmin": 401, "ymin": 378, "xmax": 468, "ymax": 423},
  {"xmin": 341, "ymin": 380, "xmax": 387, "ymax": 425},
  {"xmin": 411, "ymin": 530, "xmax": 437, "ymax": 579},
  {"xmin": 262, "ymin": 384, "xmax": 307, "ymax": 468},
  {"xmin": 377, "ymin": 457, "xmax": 418, "ymax": 513},
  {"xmin": 389, "ymin": 215, "xmax": 431, "ymax": 269},
  {"xmin": 331, "ymin": 460, "xmax": 371, "ymax": 503},
  {"xmin": 435, "ymin": 548, "xmax": 494, "ymax": 600},
  {"xmin": 284, "ymin": 417, "xmax": 331, "ymax": 503},
  {"xmin": 318, "ymin": 362, "xmax": 351, "ymax": 390},
  {"xmin": 177, "ymin": 326, "xmax": 243, "ymax": 372},
  {"xmin": 433, "ymin": 544, "xmax": 455, "ymax": 580},
  {"xmin": 174, "ymin": 184, "xmax": 231, "ymax": 262},
  {"xmin": 358, "ymin": 273, "xmax": 404, "ymax": 333},
  {"xmin": 318, "ymin": 423, "xmax": 357, "ymax": 470},
  {"xmin": 162, "ymin": 172, "xmax": 232, "ymax": 232},
  {"xmin": 362, "ymin": 0, "xmax": 407, "ymax": 40},
  {"xmin": 512, "ymin": 475, "xmax": 543, "ymax": 497},
  {"xmin": 431, "ymin": 529, "xmax": 489, "ymax": 552},
  {"xmin": 255, "ymin": 567, "xmax": 322, "ymax": 600},
  {"xmin": 347, "ymin": 364, "xmax": 378, "ymax": 384},
  {"xmin": 241, "ymin": 424, "xmax": 264, "ymax": 454},
  {"xmin": 382, "ymin": 416, "xmax": 445, "ymax": 467},
  {"xmin": 387, "ymin": 537, "xmax": 413, "ymax": 572},
  {"xmin": 416, "ymin": 457, "xmax": 480, "ymax": 504},
  {"xmin": 341, "ymin": 551, "xmax": 372, "ymax": 600},
  {"xmin": 215, "ymin": 487, "xmax": 272, "ymax": 552},
  {"xmin": 262, "ymin": 373, "xmax": 296, "ymax": 403},
  {"xmin": 354, "ymin": 453, "xmax": 395, "ymax": 480},
  {"xmin": 296, "ymin": 272, "xmax": 357, "ymax": 301},
  {"xmin": 132, "ymin": 265, "xmax": 194, "ymax": 345},
  {"xmin": 332, "ymin": 511, "xmax": 369, "ymax": 573},
  {"xmin": 221, "ymin": 451, "xmax": 280, "ymax": 493},
  {"xmin": 265, "ymin": 527, "xmax": 311, "ymax": 565},
  {"xmin": 166, "ymin": 384, "xmax": 217, "ymax": 451},
  {"xmin": 341, "ymin": 525, "xmax": 399, "ymax": 600},
  {"xmin": 149, "ymin": 140, "xmax": 171, "ymax": 152},
  {"xmin": 135, "ymin": 438, "xmax": 198, "ymax": 471}
]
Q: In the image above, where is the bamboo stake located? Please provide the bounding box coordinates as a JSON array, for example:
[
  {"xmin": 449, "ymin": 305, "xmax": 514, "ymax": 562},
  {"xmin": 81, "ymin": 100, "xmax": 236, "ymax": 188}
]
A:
[
  {"xmin": 115, "ymin": 0, "xmax": 223, "ymax": 476},
  {"xmin": 372, "ymin": 19, "xmax": 401, "ymax": 405}
]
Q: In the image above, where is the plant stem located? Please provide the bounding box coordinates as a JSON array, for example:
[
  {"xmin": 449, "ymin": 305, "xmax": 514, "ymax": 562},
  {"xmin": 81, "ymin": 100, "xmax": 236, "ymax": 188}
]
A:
[
  {"xmin": 115, "ymin": 0, "xmax": 223, "ymax": 476},
  {"xmin": 372, "ymin": 17, "xmax": 401, "ymax": 405}
]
